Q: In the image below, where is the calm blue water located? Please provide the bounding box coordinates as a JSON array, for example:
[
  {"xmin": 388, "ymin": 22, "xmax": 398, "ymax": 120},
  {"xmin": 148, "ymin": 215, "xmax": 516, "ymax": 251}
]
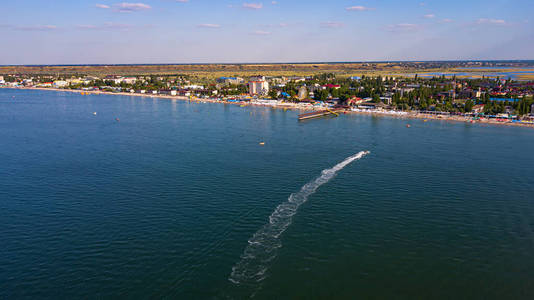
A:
[
  {"xmin": 407, "ymin": 70, "xmax": 534, "ymax": 80},
  {"xmin": 1, "ymin": 89, "xmax": 534, "ymax": 299},
  {"xmin": 490, "ymin": 98, "xmax": 520, "ymax": 102}
]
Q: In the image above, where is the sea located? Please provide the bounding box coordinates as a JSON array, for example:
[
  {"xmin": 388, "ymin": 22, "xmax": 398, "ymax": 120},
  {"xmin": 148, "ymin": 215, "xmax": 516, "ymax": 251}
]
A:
[{"xmin": 1, "ymin": 88, "xmax": 534, "ymax": 299}]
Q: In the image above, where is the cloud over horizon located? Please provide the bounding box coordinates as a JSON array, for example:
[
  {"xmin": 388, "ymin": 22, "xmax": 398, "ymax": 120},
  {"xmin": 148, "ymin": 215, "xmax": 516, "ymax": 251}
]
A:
[
  {"xmin": 14, "ymin": 25, "xmax": 58, "ymax": 31},
  {"xmin": 197, "ymin": 23, "xmax": 221, "ymax": 28},
  {"xmin": 346, "ymin": 6, "xmax": 374, "ymax": 11},
  {"xmin": 476, "ymin": 18, "xmax": 506, "ymax": 25},
  {"xmin": 386, "ymin": 23, "xmax": 422, "ymax": 32},
  {"xmin": 321, "ymin": 21, "xmax": 344, "ymax": 28},
  {"xmin": 113, "ymin": 2, "xmax": 151, "ymax": 12},
  {"xmin": 251, "ymin": 30, "xmax": 271, "ymax": 35},
  {"xmin": 243, "ymin": 3, "xmax": 263, "ymax": 10},
  {"xmin": 76, "ymin": 22, "xmax": 134, "ymax": 30}
]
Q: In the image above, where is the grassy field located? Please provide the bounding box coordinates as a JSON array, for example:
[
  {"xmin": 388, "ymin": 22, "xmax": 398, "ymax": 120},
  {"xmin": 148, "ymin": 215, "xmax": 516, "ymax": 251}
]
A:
[
  {"xmin": 0, "ymin": 63, "xmax": 448, "ymax": 78},
  {"xmin": 1, "ymin": 63, "xmax": 533, "ymax": 81}
]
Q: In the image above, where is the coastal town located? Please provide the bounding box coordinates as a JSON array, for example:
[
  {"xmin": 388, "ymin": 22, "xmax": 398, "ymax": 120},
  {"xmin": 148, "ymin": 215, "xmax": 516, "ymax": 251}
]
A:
[{"xmin": 1, "ymin": 71, "xmax": 534, "ymax": 126}]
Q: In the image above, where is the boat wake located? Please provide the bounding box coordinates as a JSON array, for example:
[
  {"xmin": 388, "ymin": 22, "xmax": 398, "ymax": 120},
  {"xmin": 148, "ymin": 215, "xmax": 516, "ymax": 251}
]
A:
[{"xmin": 229, "ymin": 151, "xmax": 370, "ymax": 286}]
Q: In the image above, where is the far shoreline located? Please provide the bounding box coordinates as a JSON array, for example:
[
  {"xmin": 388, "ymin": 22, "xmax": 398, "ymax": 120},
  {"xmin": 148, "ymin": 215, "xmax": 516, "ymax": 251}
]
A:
[{"xmin": 2, "ymin": 86, "xmax": 533, "ymax": 129}]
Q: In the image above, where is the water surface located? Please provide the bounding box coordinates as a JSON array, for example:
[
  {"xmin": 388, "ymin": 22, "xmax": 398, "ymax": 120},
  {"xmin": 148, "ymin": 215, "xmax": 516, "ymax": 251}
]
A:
[{"xmin": 1, "ymin": 89, "xmax": 534, "ymax": 299}]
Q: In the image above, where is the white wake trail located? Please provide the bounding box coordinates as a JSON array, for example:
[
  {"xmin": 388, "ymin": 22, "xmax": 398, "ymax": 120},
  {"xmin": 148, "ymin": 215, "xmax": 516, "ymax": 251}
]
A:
[{"xmin": 229, "ymin": 151, "xmax": 370, "ymax": 286}]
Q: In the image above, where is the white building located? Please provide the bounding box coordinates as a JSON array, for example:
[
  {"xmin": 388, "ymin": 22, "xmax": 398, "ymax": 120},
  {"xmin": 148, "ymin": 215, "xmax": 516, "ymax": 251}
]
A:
[
  {"xmin": 298, "ymin": 86, "xmax": 308, "ymax": 100},
  {"xmin": 121, "ymin": 77, "xmax": 137, "ymax": 84},
  {"xmin": 249, "ymin": 76, "xmax": 269, "ymax": 96},
  {"xmin": 216, "ymin": 77, "xmax": 244, "ymax": 85},
  {"xmin": 183, "ymin": 84, "xmax": 204, "ymax": 90},
  {"xmin": 53, "ymin": 80, "xmax": 69, "ymax": 87}
]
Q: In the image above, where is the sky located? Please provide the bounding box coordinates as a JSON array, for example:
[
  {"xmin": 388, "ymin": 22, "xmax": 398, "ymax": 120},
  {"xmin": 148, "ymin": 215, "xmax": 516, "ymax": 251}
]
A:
[{"xmin": 1, "ymin": 0, "xmax": 533, "ymax": 65}]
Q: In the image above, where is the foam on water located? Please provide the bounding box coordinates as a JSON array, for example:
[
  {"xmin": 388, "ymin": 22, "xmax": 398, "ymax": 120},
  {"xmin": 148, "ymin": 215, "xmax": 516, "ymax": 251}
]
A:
[{"xmin": 229, "ymin": 151, "xmax": 370, "ymax": 286}]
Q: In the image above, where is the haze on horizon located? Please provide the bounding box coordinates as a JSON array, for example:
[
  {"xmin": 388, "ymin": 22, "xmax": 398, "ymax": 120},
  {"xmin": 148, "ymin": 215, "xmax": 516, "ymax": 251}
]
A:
[{"xmin": 1, "ymin": 0, "xmax": 533, "ymax": 65}]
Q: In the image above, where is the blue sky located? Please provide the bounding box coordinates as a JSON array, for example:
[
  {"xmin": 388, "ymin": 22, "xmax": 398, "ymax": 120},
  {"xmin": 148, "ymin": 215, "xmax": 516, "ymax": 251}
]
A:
[{"xmin": 1, "ymin": 0, "xmax": 532, "ymax": 64}]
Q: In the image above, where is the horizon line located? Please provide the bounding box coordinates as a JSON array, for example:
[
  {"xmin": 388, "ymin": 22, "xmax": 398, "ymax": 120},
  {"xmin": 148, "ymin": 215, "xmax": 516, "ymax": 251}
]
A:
[{"xmin": 2, "ymin": 59, "xmax": 534, "ymax": 68}]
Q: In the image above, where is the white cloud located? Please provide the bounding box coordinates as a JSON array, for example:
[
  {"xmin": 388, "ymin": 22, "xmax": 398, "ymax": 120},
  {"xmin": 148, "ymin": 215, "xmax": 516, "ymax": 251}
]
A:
[
  {"xmin": 197, "ymin": 24, "xmax": 221, "ymax": 28},
  {"xmin": 76, "ymin": 22, "xmax": 133, "ymax": 30},
  {"xmin": 476, "ymin": 18, "xmax": 506, "ymax": 25},
  {"xmin": 95, "ymin": 4, "xmax": 110, "ymax": 9},
  {"xmin": 386, "ymin": 23, "xmax": 422, "ymax": 32},
  {"xmin": 251, "ymin": 30, "xmax": 271, "ymax": 35},
  {"xmin": 346, "ymin": 6, "xmax": 374, "ymax": 11},
  {"xmin": 176, "ymin": 0, "xmax": 188, "ymax": 2},
  {"xmin": 424, "ymin": 14, "xmax": 435, "ymax": 19},
  {"xmin": 243, "ymin": 2, "xmax": 263, "ymax": 9},
  {"xmin": 321, "ymin": 21, "xmax": 344, "ymax": 28},
  {"xmin": 113, "ymin": 2, "xmax": 151, "ymax": 12},
  {"xmin": 440, "ymin": 18, "xmax": 454, "ymax": 23},
  {"xmin": 15, "ymin": 25, "xmax": 57, "ymax": 31}
]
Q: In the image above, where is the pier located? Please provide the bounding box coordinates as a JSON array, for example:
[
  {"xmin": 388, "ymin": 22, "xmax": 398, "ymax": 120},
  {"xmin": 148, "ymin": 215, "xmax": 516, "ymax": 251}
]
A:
[{"xmin": 298, "ymin": 108, "xmax": 344, "ymax": 121}]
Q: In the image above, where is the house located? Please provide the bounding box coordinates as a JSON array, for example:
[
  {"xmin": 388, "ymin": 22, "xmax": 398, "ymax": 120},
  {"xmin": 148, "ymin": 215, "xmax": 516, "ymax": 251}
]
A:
[
  {"xmin": 67, "ymin": 78, "xmax": 84, "ymax": 85},
  {"xmin": 322, "ymin": 84, "xmax": 340, "ymax": 89},
  {"xmin": 103, "ymin": 76, "xmax": 122, "ymax": 85},
  {"xmin": 380, "ymin": 96, "xmax": 392, "ymax": 105},
  {"xmin": 347, "ymin": 97, "xmax": 366, "ymax": 106},
  {"xmin": 472, "ymin": 104, "xmax": 485, "ymax": 113},
  {"xmin": 121, "ymin": 77, "xmax": 138, "ymax": 85},
  {"xmin": 358, "ymin": 103, "xmax": 387, "ymax": 110},
  {"xmin": 183, "ymin": 84, "xmax": 204, "ymax": 90},
  {"xmin": 288, "ymin": 76, "xmax": 306, "ymax": 83}
]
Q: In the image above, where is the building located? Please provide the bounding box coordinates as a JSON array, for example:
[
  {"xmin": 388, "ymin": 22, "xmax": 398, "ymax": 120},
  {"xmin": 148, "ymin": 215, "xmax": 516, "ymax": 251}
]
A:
[
  {"xmin": 103, "ymin": 76, "xmax": 122, "ymax": 85},
  {"xmin": 298, "ymin": 86, "xmax": 308, "ymax": 100},
  {"xmin": 249, "ymin": 76, "xmax": 269, "ymax": 96},
  {"xmin": 216, "ymin": 77, "xmax": 244, "ymax": 85},
  {"xmin": 121, "ymin": 77, "xmax": 138, "ymax": 85},
  {"xmin": 322, "ymin": 84, "xmax": 341, "ymax": 90},
  {"xmin": 183, "ymin": 84, "xmax": 204, "ymax": 90},
  {"xmin": 53, "ymin": 80, "xmax": 69, "ymax": 87},
  {"xmin": 66, "ymin": 78, "xmax": 84, "ymax": 85},
  {"xmin": 0, "ymin": 76, "xmax": 4, "ymax": 81},
  {"xmin": 472, "ymin": 104, "xmax": 485, "ymax": 114}
]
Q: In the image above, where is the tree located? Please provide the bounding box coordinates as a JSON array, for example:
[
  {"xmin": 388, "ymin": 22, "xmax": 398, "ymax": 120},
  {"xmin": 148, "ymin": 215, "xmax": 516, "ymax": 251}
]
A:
[
  {"xmin": 372, "ymin": 93, "xmax": 380, "ymax": 103},
  {"xmin": 268, "ymin": 89, "xmax": 278, "ymax": 99},
  {"xmin": 314, "ymin": 89, "xmax": 328, "ymax": 101},
  {"xmin": 464, "ymin": 100, "xmax": 474, "ymax": 113}
]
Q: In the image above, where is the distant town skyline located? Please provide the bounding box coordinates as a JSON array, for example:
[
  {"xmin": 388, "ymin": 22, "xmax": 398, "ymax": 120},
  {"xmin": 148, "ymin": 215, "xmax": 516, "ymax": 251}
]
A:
[{"xmin": 1, "ymin": 0, "xmax": 533, "ymax": 65}]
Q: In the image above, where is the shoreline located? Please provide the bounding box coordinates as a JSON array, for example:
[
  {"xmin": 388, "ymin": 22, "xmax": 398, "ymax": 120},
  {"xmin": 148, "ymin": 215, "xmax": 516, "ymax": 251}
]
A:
[{"xmin": 2, "ymin": 86, "xmax": 533, "ymax": 128}]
